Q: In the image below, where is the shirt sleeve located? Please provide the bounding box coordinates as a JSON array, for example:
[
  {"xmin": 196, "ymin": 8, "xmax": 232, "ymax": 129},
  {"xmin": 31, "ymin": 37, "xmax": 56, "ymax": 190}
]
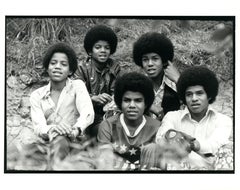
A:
[
  {"xmin": 155, "ymin": 112, "xmax": 177, "ymax": 144},
  {"xmin": 72, "ymin": 62, "xmax": 86, "ymax": 81},
  {"xmin": 197, "ymin": 114, "xmax": 232, "ymax": 155},
  {"xmin": 97, "ymin": 120, "xmax": 111, "ymax": 142},
  {"xmin": 73, "ymin": 80, "xmax": 95, "ymax": 132},
  {"xmin": 97, "ymin": 120, "xmax": 113, "ymax": 149},
  {"xmin": 29, "ymin": 91, "xmax": 52, "ymax": 139},
  {"xmin": 109, "ymin": 62, "xmax": 121, "ymax": 95}
]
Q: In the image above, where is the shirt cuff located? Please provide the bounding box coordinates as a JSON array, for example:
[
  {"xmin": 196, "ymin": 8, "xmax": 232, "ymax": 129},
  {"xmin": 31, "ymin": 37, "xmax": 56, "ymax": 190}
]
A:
[
  {"xmin": 34, "ymin": 124, "xmax": 52, "ymax": 138},
  {"xmin": 197, "ymin": 138, "xmax": 214, "ymax": 154}
]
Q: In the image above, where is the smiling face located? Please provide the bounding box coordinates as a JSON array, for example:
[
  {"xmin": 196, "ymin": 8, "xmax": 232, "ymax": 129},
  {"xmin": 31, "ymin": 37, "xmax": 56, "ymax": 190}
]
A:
[
  {"xmin": 47, "ymin": 52, "xmax": 71, "ymax": 83},
  {"xmin": 121, "ymin": 91, "xmax": 146, "ymax": 125},
  {"xmin": 142, "ymin": 52, "xmax": 163, "ymax": 78},
  {"xmin": 91, "ymin": 40, "xmax": 111, "ymax": 64},
  {"xmin": 185, "ymin": 85, "xmax": 210, "ymax": 121}
]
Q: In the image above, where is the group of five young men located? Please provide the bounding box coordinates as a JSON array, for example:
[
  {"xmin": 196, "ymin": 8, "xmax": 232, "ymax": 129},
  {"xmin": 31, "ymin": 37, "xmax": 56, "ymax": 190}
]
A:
[{"xmin": 30, "ymin": 24, "xmax": 233, "ymax": 170}]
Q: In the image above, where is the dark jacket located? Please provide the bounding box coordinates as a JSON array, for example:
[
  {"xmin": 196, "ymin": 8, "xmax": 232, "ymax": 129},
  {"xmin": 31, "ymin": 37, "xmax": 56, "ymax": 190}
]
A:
[
  {"xmin": 73, "ymin": 58, "xmax": 120, "ymax": 96},
  {"xmin": 73, "ymin": 58, "xmax": 121, "ymax": 117},
  {"xmin": 161, "ymin": 84, "xmax": 181, "ymax": 115}
]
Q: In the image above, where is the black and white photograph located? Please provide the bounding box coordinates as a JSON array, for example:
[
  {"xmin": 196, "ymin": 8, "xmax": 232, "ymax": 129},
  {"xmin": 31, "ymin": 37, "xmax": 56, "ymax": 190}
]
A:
[
  {"xmin": 1, "ymin": 0, "xmax": 240, "ymax": 190},
  {"xmin": 5, "ymin": 16, "xmax": 234, "ymax": 172}
]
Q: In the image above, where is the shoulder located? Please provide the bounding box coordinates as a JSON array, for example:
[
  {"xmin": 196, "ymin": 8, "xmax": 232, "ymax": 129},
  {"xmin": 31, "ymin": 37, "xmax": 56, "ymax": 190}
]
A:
[
  {"xmin": 164, "ymin": 110, "xmax": 183, "ymax": 118},
  {"xmin": 144, "ymin": 115, "xmax": 161, "ymax": 130},
  {"xmin": 71, "ymin": 78, "xmax": 86, "ymax": 87},
  {"xmin": 99, "ymin": 114, "xmax": 120, "ymax": 131},
  {"xmin": 161, "ymin": 110, "xmax": 184, "ymax": 124},
  {"xmin": 109, "ymin": 59, "xmax": 121, "ymax": 75},
  {"xmin": 77, "ymin": 59, "xmax": 92, "ymax": 72},
  {"xmin": 145, "ymin": 115, "xmax": 161, "ymax": 125},
  {"xmin": 213, "ymin": 111, "xmax": 232, "ymax": 125},
  {"xmin": 70, "ymin": 79, "xmax": 89, "ymax": 95},
  {"xmin": 100, "ymin": 114, "xmax": 120, "ymax": 125},
  {"xmin": 104, "ymin": 114, "xmax": 120, "ymax": 125},
  {"xmin": 30, "ymin": 85, "xmax": 47, "ymax": 101}
]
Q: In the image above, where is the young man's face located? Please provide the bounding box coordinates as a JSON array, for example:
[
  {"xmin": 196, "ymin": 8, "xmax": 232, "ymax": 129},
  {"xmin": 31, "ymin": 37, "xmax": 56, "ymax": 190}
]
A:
[
  {"xmin": 91, "ymin": 40, "xmax": 111, "ymax": 63},
  {"xmin": 185, "ymin": 85, "xmax": 210, "ymax": 120},
  {"xmin": 142, "ymin": 52, "xmax": 163, "ymax": 78},
  {"xmin": 47, "ymin": 52, "xmax": 71, "ymax": 82},
  {"xmin": 121, "ymin": 91, "xmax": 146, "ymax": 124}
]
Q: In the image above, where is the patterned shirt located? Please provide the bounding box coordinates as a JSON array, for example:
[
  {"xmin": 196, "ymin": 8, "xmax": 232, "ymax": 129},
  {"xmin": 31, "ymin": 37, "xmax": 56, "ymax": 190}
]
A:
[
  {"xmin": 97, "ymin": 113, "xmax": 161, "ymax": 170},
  {"xmin": 150, "ymin": 75, "xmax": 180, "ymax": 119},
  {"xmin": 30, "ymin": 78, "xmax": 94, "ymax": 139}
]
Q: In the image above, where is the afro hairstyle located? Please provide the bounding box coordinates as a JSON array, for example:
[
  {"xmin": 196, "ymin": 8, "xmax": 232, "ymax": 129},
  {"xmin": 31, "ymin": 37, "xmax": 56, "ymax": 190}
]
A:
[
  {"xmin": 133, "ymin": 32, "xmax": 174, "ymax": 67},
  {"xmin": 114, "ymin": 72, "xmax": 155, "ymax": 113},
  {"xmin": 42, "ymin": 42, "xmax": 78, "ymax": 76},
  {"xmin": 177, "ymin": 66, "xmax": 219, "ymax": 104},
  {"xmin": 84, "ymin": 24, "xmax": 118, "ymax": 55}
]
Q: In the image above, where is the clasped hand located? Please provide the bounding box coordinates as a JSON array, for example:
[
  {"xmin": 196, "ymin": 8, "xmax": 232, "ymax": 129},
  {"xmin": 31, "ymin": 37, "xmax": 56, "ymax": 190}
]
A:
[
  {"xmin": 92, "ymin": 93, "xmax": 112, "ymax": 105},
  {"xmin": 48, "ymin": 122, "xmax": 80, "ymax": 141}
]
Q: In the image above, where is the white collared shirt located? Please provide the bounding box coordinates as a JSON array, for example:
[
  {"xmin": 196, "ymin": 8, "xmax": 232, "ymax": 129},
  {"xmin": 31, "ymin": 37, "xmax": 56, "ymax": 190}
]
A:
[
  {"xmin": 29, "ymin": 78, "xmax": 94, "ymax": 138},
  {"xmin": 156, "ymin": 106, "xmax": 232, "ymax": 154}
]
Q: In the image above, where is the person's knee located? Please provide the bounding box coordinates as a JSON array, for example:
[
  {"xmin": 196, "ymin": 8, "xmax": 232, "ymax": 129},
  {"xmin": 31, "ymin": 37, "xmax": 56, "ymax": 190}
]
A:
[{"xmin": 51, "ymin": 136, "xmax": 70, "ymax": 160}]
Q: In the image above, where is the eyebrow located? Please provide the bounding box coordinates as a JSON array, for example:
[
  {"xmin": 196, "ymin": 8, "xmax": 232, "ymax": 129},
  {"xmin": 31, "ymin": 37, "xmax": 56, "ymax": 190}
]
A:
[
  {"xmin": 123, "ymin": 97, "xmax": 144, "ymax": 100},
  {"xmin": 186, "ymin": 89, "xmax": 204, "ymax": 93}
]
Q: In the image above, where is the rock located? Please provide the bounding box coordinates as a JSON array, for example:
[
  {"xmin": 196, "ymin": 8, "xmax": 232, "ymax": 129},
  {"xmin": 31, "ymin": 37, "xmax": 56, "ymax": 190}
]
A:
[
  {"xmin": 20, "ymin": 96, "xmax": 31, "ymax": 107},
  {"xmin": 19, "ymin": 73, "xmax": 33, "ymax": 85},
  {"xmin": 18, "ymin": 96, "xmax": 31, "ymax": 118},
  {"xmin": 11, "ymin": 115, "xmax": 22, "ymax": 127},
  {"xmin": 19, "ymin": 126, "xmax": 38, "ymax": 145},
  {"xmin": 7, "ymin": 75, "xmax": 18, "ymax": 89},
  {"xmin": 8, "ymin": 126, "xmax": 22, "ymax": 136},
  {"xmin": 19, "ymin": 107, "xmax": 30, "ymax": 118},
  {"xmin": 19, "ymin": 69, "xmax": 41, "ymax": 87}
]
